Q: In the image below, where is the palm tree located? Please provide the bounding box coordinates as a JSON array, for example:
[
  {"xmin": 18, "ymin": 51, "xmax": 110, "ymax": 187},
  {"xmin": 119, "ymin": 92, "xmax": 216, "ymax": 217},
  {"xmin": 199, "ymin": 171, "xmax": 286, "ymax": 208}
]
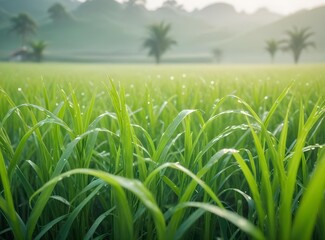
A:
[
  {"xmin": 10, "ymin": 13, "xmax": 37, "ymax": 46},
  {"xmin": 30, "ymin": 40, "xmax": 47, "ymax": 62},
  {"xmin": 265, "ymin": 39, "xmax": 279, "ymax": 63},
  {"xmin": 282, "ymin": 26, "xmax": 315, "ymax": 64},
  {"xmin": 143, "ymin": 22, "xmax": 177, "ymax": 64}
]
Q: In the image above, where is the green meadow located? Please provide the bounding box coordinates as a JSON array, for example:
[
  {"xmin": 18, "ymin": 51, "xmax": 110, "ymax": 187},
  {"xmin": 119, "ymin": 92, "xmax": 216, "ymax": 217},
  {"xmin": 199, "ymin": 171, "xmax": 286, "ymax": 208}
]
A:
[{"xmin": 0, "ymin": 63, "xmax": 324, "ymax": 240}]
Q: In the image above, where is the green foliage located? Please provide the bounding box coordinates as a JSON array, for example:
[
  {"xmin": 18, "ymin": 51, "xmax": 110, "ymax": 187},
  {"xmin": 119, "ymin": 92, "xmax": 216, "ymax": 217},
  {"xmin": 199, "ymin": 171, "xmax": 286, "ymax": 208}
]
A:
[
  {"xmin": 9, "ymin": 13, "xmax": 37, "ymax": 46},
  {"xmin": 143, "ymin": 22, "xmax": 177, "ymax": 64},
  {"xmin": 29, "ymin": 40, "xmax": 47, "ymax": 62},
  {"xmin": 0, "ymin": 63, "xmax": 324, "ymax": 239}
]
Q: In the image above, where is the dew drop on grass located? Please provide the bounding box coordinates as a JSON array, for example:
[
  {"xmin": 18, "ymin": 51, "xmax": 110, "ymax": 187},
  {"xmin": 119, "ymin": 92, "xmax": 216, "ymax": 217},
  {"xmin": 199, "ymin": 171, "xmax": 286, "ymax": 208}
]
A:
[
  {"xmin": 18, "ymin": 87, "xmax": 22, "ymax": 92},
  {"xmin": 240, "ymin": 110, "xmax": 247, "ymax": 115},
  {"xmin": 210, "ymin": 81, "xmax": 215, "ymax": 85},
  {"xmin": 223, "ymin": 149, "xmax": 239, "ymax": 154},
  {"xmin": 170, "ymin": 76, "xmax": 175, "ymax": 81}
]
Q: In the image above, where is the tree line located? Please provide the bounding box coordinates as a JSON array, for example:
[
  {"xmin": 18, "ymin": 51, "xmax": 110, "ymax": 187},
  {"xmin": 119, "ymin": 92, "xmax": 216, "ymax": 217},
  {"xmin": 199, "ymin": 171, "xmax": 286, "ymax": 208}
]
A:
[
  {"xmin": 265, "ymin": 27, "xmax": 315, "ymax": 64},
  {"xmin": 8, "ymin": 2, "xmax": 315, "ymax": 64}
]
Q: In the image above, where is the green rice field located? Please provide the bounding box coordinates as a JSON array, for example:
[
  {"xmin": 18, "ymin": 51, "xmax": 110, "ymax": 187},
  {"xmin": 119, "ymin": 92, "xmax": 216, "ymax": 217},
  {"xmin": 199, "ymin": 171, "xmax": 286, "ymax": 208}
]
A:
[{"xmin": 0, "ymin": 63, "xmax": 324, "ymax": 240}]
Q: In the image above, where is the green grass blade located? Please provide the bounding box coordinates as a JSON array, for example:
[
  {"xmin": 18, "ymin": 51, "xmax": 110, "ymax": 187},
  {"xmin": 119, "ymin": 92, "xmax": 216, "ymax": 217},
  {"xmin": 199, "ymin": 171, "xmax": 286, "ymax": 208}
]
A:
[
  {"xmin": 153, "ymin": 109, "xmax": 197, "ymax": 163},
  {"xmin": 0, "ymin": 150, "xmax": 25, "ymax": 239},
  {"xmin": 174, "ymin": 208, "xmax": 205, "ymax": 240},
  {"xmin": 57, "ymin": 184, "xmax": 104, "ymax": 239},
  {"xmin": 232, "ymin": 152, "xmax": 265, "ymax": 230},
  {"xmin": 108, "ymin": 81, "xmax": 134, "ymax": 179},
  {"xmin": 30, "ymin": 169, "xmax": 166, "ymax": 240},
  {"xmin": 83, "ymin": 208, "xmax": 115, "ymax": 240},
  {"xmin": 279, "ymin": 101, "xmax": 323, "ymax": 239},
  {"xmin": 26, "ymin": 128, "xmax": 115, "ymax": 239},
  {"xmin": 291, "ymin": 149, "xmax": 325, "ymax": 240},
  {"xmin": 34, "ymin": 214, "xmax": 68, "ymax": 240},
  {"xmin": 174, "ymin": 202, "xmax": 265, "ymax": 240},
  {"xmin": 246, "ymin": 119, "xmax": 275, "ymax": 239}
]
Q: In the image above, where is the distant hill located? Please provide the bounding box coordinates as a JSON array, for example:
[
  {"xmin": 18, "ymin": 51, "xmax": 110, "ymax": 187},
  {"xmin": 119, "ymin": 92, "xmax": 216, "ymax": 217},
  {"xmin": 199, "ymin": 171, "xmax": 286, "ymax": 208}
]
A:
[
  {"xmin": 193, "ymin": 3, "xmax": 281, "ymax": 31},
  {"xmin": 0, "ymin": 0, "xmax": 323, "ymax": 63},
  {"xmin": 0, "ymin": 0, "xmax": 80, "ymax": 20},
  {"xmin": 218, "ymin": 6, "xmax": 325, "ymax": 63}
]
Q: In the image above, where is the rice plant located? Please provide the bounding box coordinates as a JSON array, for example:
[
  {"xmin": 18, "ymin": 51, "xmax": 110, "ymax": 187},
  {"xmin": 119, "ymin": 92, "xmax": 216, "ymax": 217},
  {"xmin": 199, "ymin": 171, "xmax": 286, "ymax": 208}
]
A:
[{"xmin": 0, "ymin": 63, "xmax": 324, "ymax": 239}]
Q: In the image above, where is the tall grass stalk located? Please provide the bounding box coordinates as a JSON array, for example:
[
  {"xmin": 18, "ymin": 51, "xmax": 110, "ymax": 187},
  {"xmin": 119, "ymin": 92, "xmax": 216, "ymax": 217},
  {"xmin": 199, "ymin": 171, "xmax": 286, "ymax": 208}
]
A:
[{"xmin": 0, "ymin": 63, "xmax": 324, "ymax": 239}]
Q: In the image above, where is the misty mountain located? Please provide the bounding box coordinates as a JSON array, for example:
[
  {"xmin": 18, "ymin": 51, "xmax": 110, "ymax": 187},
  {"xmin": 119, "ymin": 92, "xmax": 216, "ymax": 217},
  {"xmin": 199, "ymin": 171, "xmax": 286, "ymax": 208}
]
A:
[
  {"xmin": 194, "ymin": 3, "xmax": 280, "ymax": 31},
  {"xmin": 218, "ymin": 6, "xmax": 325, "ymax": 63},
  {"xmin": 0, "ymin": 0, "xmax": 323, "ymax": 63}
]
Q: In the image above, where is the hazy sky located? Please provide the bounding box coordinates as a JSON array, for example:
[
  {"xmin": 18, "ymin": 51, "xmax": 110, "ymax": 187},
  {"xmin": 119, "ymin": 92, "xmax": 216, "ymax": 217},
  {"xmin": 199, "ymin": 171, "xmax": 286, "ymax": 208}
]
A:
[{"xmin": 118, "ymin": 0, "xmax": 325, "ymax": 14}]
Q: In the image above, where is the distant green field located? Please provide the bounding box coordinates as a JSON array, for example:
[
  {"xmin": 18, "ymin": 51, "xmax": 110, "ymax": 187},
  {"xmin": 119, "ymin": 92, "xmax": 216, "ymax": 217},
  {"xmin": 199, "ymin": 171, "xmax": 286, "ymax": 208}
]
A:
[{"xmin": 0, "ymin": 63, "xmax": 324, "ymax": 239}]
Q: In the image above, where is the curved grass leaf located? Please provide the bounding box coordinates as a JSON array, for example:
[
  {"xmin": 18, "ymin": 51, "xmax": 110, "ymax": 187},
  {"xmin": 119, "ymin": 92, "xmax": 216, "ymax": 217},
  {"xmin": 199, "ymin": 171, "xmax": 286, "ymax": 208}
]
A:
[
  {"xmin": 30, "ymin": 169, "xmax": 166, "ymax": 240},
  {"xmin": 34, "ymin": 214, "xmax": 68, "ymax": 240},
  {"xmin": 26, "ymin": 128, "xmax": 116, "ymax": 239},
  {"xmin": 153, "ymin": 109, "xmax": 197, "ymax": 163},
  {"xmin": 174, "ymin": 202, "xmax": 265, "ymax": 240},
  {"xmin": 291, "ymin": 149, "xmax": 325, "ymax": 240},
  {"xmin": 57, "ymin": 184, "xmax": 103, "ymax": 239},
  {"xmin": 0, "ymin": 150, "xmax": 25, "ymax": 239},
  {"xmin": 83, "ymin": 207, "xmax": 115, "ymax": 240}
]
